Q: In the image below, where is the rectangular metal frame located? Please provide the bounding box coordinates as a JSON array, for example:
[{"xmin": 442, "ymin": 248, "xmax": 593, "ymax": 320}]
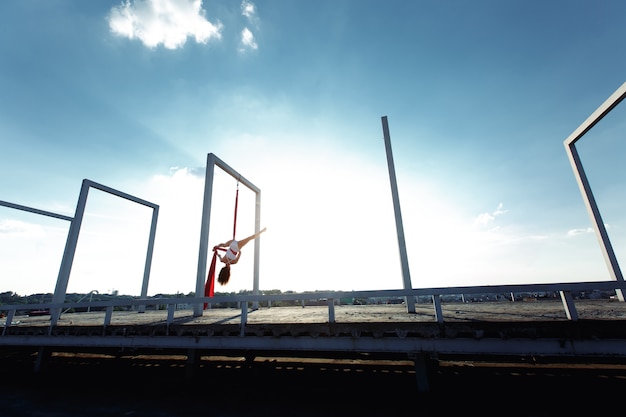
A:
[
  {"xmin": 50, "ymin": 179, "xmax": 159, "ymax": 324},
  {"xmin": 563, "ymin": 81, "xmax": 626, "ymax": 301},
  {"xmin": 194, "ymin": 153, "xmax": 262, "ymax": 316}
]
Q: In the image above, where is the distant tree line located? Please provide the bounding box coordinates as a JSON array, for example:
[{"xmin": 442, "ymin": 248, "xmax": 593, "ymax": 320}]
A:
[{"xmin": 0, "ymin": 289, "xmax": 343, "ymax": 311}]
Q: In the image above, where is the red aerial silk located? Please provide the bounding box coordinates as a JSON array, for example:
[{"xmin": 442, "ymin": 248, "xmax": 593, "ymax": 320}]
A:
[
  {"xmin": 204, "ymin": 181, "xmax": 239, "ymax": 309},
  {"xmin": 232, "ymin": 184, "xmax": 239, "ymax": 239},
  {"xmin": 203, "ymin": 249, "xmax": 218, "ymax": 309}
]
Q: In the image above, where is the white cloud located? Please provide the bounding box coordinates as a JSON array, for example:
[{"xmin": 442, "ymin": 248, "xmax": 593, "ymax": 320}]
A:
[
  {"xmin": 473, "ymin": 212, "xmax": 495, "ymax": 226},
  {"xmin": 473, "ymin": 202, "xmax": 507, "ymax": 227},
  {"xmin": 238, "ymin": 1, "xmax": 259, "ymax": 52},
  {"xmin": 241, "ymin": 0, "xmax": 256, "ymax": 21},
  {"xmin": 107, "ymin": 0, "xmax": 223, "ymax": 50},
  {"xmin": 0, "ymin": 219, "xmax": 46, "ymax": 238},
  {"xmin": 493, "ymin": 202, "xmax": 507, "ymax": 216},
  {"xmin": 240, "ymin": 27, "xmax": 258, "ymax": 51},
  {"xmin": 567, "ymin": 227, "xmax": 594, "ymax": 237}
]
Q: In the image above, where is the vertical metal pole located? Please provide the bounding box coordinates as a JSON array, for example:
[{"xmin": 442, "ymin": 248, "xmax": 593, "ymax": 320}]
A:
[
  {"xmin": 51, "ymin": 179, "xmax": 90, "ymax": 325},
  {"xmin": 381, "ymin": 116, "xmax": 416, "ymax": 313},
  {"xmin": 139, "ymin": 206, "xmax": 159, "ymax": 312},
  {"xmin": 252, "ymin": 190, "xmax": 262, "ymax": 310},
  {"xmin": 195, "ymin": 154, "xmax": 216, "ymax": 316}
]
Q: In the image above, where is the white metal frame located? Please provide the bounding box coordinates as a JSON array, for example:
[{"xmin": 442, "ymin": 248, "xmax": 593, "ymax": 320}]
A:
[
  {"xmin": 194, "ymin": 153, "xmax": 262, "ymax": 316},
  {"xmin": 563, "ymin": 81, "xmax": 626, "ymax": 301},
  {"xmin": 50, "ymin": 179, "xmax": 159, "ymax": 324}
]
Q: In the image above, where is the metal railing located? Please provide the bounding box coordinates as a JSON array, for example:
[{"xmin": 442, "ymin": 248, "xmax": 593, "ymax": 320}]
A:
[{"xmin": 2, "ymin": 280, "xmax": 625, "ymax": 336}]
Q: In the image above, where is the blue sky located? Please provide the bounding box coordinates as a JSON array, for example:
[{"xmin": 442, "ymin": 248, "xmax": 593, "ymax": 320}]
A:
[{"xmin": 1, "ymin": 0, "xmax": 625, "ymax": 297}]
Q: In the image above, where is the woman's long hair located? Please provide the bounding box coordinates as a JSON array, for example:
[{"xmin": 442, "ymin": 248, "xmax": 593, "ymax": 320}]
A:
[{"xmin": 218, "ymin": 265, "xmax": 231, "ymax": 285}]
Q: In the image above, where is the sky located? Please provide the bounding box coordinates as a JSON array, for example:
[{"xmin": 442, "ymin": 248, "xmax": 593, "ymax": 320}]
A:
[{"xmin": 1, "ymin": 0, "xmax": 626, "ymax": 297}]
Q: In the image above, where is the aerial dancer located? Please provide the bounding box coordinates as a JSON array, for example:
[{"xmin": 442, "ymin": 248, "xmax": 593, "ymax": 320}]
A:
[{"xmin": 214, "ymin": 227, "xmax": 267, "ymax": 285}]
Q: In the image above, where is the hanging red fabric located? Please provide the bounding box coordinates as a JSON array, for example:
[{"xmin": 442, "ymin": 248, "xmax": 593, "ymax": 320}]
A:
[
  {"xmin": 232, "ymin": 181, "xmax": 239, "ymax": 240},
  {"xmin": 203, "ymin": 250, "xmax": 218, "ymax": 308},
  {"xmin": 204, "ymin": 246, "xmax": 225, "ymax": 307},
  {"xmin": 204, "ymin": 179, "xmax": 240, "ymax": 309}
]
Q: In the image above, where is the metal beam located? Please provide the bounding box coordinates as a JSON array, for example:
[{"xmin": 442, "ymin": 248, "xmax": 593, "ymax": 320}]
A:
[
  {"xmin": 0, "ymin": 200, "xmax": 73, "ymax": 222},
  {"xmin": 2, "ymin": 335, "xmax": 625, "ymax": 358},
  {"xmin": 381, "ymin": 116, "xmax": 416, "ymax": 313}
]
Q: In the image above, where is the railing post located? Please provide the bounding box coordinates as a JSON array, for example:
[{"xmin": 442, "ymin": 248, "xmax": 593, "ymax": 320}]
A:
[
  {"xmin": 559, "ymin": 290, "xmax": 579, "ymax": 321},
  {"xmin": 432, "ymin": 295, "xmax": 444, "ymax": 323},
  {"xmin": 167, "ymin": 304, "xmax": 176, "ymax": 324},
  {"xmin": 240, "ymin": 302, "xmax": 248, "ymax": 336},
  {"xmin": 104, "ymin": 306, "xmax": 113, "ymax": 327},
  {"xmin": 328, "ymin": 298, "xmax": 336, "ymax": 324},
  {"xmin": 1, "ymin": 310, "xmax": 15, "ymax": 336}
]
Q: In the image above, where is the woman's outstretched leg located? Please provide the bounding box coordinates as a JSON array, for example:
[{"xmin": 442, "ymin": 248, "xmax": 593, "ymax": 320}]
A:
[{"xmin": 237, "ymin": 227, "xmax": 267, "ymax": 249}]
